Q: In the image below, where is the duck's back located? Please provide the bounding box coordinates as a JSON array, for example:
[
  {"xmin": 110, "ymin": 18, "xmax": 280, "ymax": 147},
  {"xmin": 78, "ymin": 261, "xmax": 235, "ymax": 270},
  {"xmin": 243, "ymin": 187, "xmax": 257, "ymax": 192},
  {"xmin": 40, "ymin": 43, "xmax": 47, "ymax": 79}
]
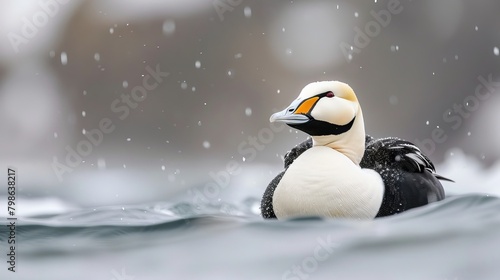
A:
[{"xmin": 360, "ymin": 136, "xmax": 447, "ymax": 217}]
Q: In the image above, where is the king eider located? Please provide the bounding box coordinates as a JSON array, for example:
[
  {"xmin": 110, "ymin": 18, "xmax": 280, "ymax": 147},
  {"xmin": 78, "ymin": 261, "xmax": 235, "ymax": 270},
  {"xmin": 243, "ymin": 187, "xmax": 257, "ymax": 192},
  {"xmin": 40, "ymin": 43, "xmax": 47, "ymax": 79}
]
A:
[{"xmin": 261, "ymin": 81, "xmax": 452, "ymax": 220}]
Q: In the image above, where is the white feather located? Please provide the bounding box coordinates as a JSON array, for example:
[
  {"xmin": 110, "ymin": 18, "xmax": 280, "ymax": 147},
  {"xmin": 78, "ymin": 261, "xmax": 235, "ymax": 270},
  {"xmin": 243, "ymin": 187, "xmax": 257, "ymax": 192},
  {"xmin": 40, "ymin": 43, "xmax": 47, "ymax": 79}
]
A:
[{"xmin": 273, "ymin": 146, "xmax": 384, "ymax": 219}]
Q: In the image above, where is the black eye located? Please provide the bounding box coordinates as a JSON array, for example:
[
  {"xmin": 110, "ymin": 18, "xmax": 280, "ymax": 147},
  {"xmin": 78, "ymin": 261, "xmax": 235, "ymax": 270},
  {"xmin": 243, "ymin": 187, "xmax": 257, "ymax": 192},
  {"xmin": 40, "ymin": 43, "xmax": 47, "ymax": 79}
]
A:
[{"xmin": 326, "ymin": 92, "xmax": 335, "ymax": 98}]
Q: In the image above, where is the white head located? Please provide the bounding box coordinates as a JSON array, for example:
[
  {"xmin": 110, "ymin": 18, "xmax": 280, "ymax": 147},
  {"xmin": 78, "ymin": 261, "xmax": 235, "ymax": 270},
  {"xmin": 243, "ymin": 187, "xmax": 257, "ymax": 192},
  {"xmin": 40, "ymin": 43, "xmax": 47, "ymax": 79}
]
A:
[{"xmin": 270, "ymin": 81, "xmax": 366, "ymax": 165}]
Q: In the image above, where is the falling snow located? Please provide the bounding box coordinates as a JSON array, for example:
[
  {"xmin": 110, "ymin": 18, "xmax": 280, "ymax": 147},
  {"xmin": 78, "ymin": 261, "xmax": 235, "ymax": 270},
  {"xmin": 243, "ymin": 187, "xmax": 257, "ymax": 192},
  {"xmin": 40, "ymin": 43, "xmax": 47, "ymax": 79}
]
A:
[
  {"xmin": 60, "ymin": 52, "xmax": 68, "ymax": 65},
  {"xmin": 162, "ymin": 20, "xmax": 176, "ymax": 36},
  {"xmin": 97, "ymin": 158, "xmax": 106, "ymax": 170},
  {"xmin": 94, "ymin": 53, "xmax": 100, "ymax": 61},
  {"xmin": 203, "ymin": 141, "xmax": 211, "ymax": 149},
  {"xmin": 390, "ymin": 45, "xmax": 399, "ymax": 52},
  {"xmin": 494, "ymin": 47, "xmax": 499, "ymax": 56},
  {"xmin": 195, "ymin": 61, "xmax": 201, "ymax": 68},
  {"xmin": 244, "ymin": 7, "xmax": 252, "ymax": 18},
  {"xmin": 245, "ymin": 107, "xmax": 252, "ymax": 116}
]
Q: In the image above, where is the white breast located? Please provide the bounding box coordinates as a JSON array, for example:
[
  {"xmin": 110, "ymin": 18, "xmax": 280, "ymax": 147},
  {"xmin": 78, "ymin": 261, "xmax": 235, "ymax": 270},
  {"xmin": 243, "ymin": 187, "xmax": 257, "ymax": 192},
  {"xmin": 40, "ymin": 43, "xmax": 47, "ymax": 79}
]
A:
[{"xmin": 273, "ymin": 146, "xmax": 384, "ymax": 219}]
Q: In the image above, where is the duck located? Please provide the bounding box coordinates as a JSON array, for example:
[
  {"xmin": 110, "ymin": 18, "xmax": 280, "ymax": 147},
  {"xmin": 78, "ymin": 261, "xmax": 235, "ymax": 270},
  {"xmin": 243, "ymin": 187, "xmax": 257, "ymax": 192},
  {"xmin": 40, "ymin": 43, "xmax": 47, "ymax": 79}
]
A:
[{"xmin": 261, "ymin": 81, "xmax": 451, "ymax": 219}]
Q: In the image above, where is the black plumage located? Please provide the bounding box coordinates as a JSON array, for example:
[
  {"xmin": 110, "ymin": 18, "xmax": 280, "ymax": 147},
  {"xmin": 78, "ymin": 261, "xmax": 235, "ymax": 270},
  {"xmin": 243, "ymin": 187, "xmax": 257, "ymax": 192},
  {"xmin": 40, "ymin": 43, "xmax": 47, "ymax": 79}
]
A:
[{"xmin": 261, "ymin": 135, "xmax": 449, "ymax": 219}]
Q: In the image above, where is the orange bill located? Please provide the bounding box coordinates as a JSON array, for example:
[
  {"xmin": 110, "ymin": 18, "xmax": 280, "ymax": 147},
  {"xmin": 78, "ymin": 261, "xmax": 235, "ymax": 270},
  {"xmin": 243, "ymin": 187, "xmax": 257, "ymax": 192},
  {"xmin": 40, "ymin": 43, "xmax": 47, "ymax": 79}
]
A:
[{"xmin": 294, "ymin": 97, "xmax": 319, "ymax": 115}]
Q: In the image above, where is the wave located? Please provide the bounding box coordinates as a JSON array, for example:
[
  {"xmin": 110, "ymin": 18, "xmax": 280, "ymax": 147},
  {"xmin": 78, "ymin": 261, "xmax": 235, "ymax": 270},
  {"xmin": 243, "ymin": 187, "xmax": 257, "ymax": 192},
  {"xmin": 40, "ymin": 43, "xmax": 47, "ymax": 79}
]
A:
[{"xmin": 1, "ymin": 194, "xmax": 500, "ymax": 280}]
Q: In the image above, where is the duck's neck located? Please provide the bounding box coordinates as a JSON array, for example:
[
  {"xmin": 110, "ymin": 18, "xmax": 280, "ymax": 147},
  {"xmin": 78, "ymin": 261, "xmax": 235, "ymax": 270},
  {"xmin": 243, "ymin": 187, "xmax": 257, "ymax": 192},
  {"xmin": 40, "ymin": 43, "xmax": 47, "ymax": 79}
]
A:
[{"xmin": 312, "ymin": 108, "xmax": 366, "ymax": 165}]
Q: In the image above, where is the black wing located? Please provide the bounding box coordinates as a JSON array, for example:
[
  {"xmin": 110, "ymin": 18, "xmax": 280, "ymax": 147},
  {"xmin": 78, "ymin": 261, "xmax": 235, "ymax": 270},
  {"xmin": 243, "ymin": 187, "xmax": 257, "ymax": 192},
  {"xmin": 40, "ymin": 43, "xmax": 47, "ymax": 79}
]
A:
[
  {"xmin": 360, "ymin": 137, "xmax": 448, "ymax": 217},
  {"xmin": 261, "ymin": 171, "xmax": 285, "ymax": 219}
]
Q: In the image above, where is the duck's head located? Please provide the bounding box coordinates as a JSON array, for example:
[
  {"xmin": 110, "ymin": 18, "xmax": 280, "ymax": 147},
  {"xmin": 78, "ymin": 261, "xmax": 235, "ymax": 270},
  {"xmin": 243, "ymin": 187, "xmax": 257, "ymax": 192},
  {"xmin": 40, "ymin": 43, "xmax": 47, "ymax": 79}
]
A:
[{"xmin": 270, "ymin": 81, "xmax": 366, "ymax": 165}]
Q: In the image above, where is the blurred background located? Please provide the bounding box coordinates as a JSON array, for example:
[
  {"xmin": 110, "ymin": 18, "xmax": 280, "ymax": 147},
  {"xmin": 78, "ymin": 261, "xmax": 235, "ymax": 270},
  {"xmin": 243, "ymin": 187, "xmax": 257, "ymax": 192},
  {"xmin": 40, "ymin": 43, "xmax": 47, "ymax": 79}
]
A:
[{"xmin": 1, "ymin": 0, "xmax": 499, "ymax": 213}]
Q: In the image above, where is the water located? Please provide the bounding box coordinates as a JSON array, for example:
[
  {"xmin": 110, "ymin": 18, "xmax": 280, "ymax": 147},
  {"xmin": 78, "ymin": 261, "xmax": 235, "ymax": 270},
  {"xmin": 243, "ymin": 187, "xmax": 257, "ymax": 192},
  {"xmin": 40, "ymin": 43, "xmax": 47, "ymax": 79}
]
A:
[{"xmin": 1, "ymin": 194, "xmax": 500, "ymax": 280}]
